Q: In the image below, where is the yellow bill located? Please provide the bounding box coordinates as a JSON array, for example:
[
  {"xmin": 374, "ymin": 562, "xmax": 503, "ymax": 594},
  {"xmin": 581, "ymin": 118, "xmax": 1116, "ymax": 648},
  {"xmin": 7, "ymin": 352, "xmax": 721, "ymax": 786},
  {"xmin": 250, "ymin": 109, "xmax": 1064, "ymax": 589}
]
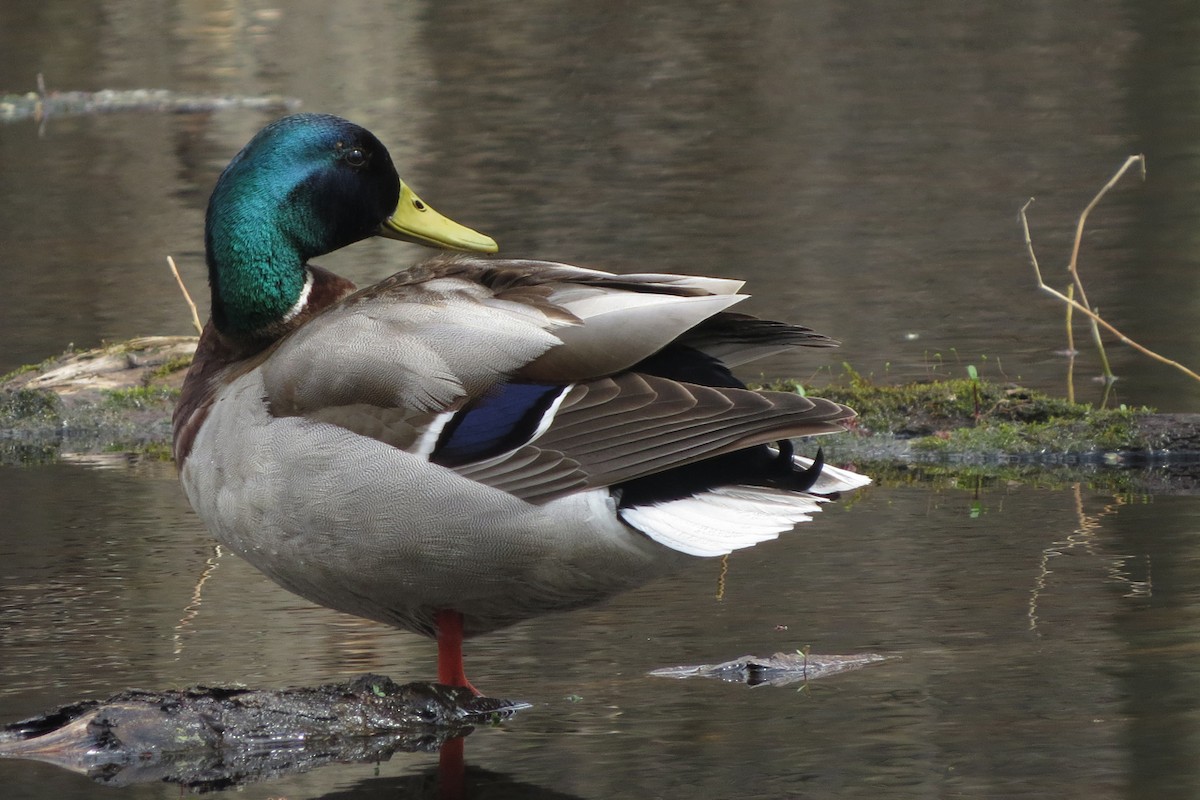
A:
[{"xmin": 378, "ymin": 180, "xmax": 498, "ymax": 253}]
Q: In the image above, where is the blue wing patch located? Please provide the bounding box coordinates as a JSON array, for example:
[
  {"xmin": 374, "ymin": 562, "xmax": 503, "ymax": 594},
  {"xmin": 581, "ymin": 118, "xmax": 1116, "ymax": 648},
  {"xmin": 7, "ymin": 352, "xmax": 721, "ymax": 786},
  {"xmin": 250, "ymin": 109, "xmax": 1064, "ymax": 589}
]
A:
[{"xmin": 432, "ymin": 383, "xmax": 564, "ymax": 467}]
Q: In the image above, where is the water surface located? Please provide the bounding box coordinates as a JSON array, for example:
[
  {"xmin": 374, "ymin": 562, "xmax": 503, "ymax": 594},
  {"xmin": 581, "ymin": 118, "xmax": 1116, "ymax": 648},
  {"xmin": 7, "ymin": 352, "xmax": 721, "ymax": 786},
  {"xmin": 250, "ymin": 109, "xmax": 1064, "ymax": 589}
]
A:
[{"xmin": 2, "ymin": 463, "xmax": 1189, "ymax": 798}]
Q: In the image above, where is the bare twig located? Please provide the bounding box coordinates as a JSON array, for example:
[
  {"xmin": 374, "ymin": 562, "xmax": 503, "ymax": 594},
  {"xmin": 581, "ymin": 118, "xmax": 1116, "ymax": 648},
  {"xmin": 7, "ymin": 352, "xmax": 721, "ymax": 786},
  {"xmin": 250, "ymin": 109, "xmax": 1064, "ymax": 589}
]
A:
[
  {"xmin": 1066, "ymin": 158, "xmax": 1146, "ymax": 384},
  {"xmin": 1064, "ymin": 284, "xmax": 1077, "ymax": 403},
  {"xmin": 1020, "ymin": 157, "xmax": 1200, "ymax": 388},
  {"xmin": 1067, "ymin": 156, "xmax": 1146, "ymax": 311},
  {"xmin": 168, "ymin": 255, "xmax": 204, "ymax": 335}
]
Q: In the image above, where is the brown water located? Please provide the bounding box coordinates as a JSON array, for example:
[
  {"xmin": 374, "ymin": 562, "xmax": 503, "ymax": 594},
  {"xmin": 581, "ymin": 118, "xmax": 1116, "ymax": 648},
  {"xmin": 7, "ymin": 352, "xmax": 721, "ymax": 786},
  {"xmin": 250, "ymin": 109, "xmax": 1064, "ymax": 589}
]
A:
[
  {"xmin": 2, "ymin": 1, "xmax": 1200, "ymax": 798},
  {"xmin": 2, "ymin": 461, "xmax": 1191, "ymax": 799}
]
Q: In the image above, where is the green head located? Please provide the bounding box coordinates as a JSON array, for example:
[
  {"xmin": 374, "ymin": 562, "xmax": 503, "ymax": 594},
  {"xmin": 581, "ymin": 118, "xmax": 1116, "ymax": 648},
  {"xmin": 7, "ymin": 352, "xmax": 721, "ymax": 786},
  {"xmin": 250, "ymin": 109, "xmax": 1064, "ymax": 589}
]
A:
[{"xmin": 204, "ymin": 113, "xmax": 496, "ymax": 338}]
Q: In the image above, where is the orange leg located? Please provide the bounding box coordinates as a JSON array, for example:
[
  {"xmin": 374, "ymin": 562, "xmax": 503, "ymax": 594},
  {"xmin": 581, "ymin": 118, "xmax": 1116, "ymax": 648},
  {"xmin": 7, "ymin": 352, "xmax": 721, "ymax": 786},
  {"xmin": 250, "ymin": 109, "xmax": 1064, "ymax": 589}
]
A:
[{"xmin": 435, "ymin": 609, "xmax": 481, "ymax": 695}]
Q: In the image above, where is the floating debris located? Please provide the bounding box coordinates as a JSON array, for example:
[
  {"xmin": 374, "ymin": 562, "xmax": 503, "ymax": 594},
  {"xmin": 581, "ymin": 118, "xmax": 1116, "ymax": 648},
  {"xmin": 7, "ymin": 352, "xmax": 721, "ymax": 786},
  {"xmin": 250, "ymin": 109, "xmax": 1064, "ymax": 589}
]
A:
[
  {"xmin": 0, "ymin": 87, "xmax": 300, "ymax": 123},
  {"xmin": 649, "ymin": 651, "xmax": 891, "ymax": 687}
]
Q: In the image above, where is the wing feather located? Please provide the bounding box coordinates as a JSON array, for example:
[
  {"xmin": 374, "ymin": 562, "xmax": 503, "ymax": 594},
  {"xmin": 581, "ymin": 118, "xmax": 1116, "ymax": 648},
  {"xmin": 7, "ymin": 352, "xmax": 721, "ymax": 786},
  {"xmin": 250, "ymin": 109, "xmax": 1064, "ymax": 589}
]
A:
[
  {"xmin": 255, "ymin": 254, "xmax": 854, "ymax": 506},
  {"xmin": 262, "ymin": 256, "xmax": 758, "ymax": 418},
  {"xmin": 451, "ymin": 373, "xmax": 854, "ymax": 503}
]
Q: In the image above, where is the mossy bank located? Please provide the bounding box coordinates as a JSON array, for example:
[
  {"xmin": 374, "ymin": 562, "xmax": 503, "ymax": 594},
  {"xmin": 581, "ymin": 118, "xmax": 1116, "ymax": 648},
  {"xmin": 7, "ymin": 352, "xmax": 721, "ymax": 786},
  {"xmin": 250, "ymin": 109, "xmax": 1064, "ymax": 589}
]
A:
[
  {"xmin": 3, "ymin": 338, "xmax": 1198, "ymax": 490},
  {"xmin": 0, "ymin": 337, "xmax": 195, "ymax": 464}
]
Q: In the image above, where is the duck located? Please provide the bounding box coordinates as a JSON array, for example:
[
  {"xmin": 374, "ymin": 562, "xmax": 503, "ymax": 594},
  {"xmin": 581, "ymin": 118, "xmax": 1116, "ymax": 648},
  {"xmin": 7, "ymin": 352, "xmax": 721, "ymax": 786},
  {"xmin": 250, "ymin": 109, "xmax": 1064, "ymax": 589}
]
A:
[{"xmin": 172, "ymin": 113, "xmax": 870, "ymax": 693}]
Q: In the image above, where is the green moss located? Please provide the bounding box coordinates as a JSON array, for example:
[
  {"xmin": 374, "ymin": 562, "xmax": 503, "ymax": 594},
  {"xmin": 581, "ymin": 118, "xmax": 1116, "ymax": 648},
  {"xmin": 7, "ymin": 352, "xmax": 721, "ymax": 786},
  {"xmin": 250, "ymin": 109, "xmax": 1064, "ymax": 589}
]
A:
[
  {"xmin": 910, "ymin": 417, "xmax": 1137, "ymax": 455},
  {"xmin": 102, "ymin": 385, "xmax": 180, "ymax": 410},
  {"xmin": 110, "ymin": 440, "xmax": 175, "ymax": 461},
  {"xmin": 0, "ymin": 348, "xmax": 78, "ymax": 384},
  {"xmin": 148, "ymin": 354, "xmax": 194, "ymax": 381},
  {"xmin": 762, "ymin": 371, "xmax": 1147, "ymax": 455},
  {"xmin": 0, "ymin": 362, "xmax": 42, "ymax": 383},
  {"xmin": 0, "ymin": 388, "xmax": 62, "ymax": 423},
  {"xmin": 0, "ymin": 345, "xmax": 90, "ymax": 385}
]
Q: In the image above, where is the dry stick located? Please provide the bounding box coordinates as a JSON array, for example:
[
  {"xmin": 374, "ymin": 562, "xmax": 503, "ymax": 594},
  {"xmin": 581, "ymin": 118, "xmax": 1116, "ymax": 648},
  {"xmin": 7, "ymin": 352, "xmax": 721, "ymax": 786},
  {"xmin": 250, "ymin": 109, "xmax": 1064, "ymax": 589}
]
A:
[
  {"xmin": 1067, "ymin": 156, "xmax": 1147, "ymax": 383},
  {"xmin": 1065, "ymin": 284, "xmax": 1077, "ymax": 403},
  {"xmin": 168, "ymin": 255, "xmax": 203, "ymax": 335},
  {"xmin": 1019, "ymin": 165, "xmax": 1200, "ymax": 387}
]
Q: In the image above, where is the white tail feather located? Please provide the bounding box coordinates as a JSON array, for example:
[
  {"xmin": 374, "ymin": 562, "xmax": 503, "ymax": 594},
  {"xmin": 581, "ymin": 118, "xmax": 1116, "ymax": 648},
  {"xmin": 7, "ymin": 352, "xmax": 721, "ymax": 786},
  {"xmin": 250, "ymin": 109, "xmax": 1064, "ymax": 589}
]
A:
[{"xmin": 621, "ymin": 485, "xmax": 836, "ymax": 557}]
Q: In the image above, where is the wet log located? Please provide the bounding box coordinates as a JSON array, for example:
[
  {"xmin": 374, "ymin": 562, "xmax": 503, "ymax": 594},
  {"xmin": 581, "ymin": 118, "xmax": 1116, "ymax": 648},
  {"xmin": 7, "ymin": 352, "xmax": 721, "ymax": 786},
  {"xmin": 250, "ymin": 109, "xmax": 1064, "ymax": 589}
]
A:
[{"xmin": 0, "ymin": 675, "xmax": 526, "ymax": 791}]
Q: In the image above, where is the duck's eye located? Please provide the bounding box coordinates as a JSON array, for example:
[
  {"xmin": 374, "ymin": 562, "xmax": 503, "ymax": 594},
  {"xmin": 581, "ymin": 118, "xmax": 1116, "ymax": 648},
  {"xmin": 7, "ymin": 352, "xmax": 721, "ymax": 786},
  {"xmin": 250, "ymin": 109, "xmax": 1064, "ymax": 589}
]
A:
[{"xmin": 343, "ymin": 147, "xmax": 367, "ymax": 167}]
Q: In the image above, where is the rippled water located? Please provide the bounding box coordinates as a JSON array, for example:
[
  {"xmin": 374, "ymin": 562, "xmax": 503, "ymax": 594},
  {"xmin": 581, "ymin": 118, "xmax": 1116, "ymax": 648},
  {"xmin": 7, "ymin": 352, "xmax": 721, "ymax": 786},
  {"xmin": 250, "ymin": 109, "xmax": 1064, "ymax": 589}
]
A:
[
  {"xmin": 3, "ymin": 1, "xmax": 1200, "ymax": 798},
  {"xmin": 3, "ymin": 462, "xmax": 1192, "ymax": 798}
]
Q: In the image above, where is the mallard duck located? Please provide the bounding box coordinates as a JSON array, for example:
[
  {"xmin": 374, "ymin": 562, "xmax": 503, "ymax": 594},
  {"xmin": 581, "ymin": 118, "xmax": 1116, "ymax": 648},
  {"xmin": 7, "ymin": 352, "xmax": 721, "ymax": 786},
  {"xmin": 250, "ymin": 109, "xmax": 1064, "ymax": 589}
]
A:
[{"xmin": 172, "ymin": 113, "xmax": 869, "ymax": 691}]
